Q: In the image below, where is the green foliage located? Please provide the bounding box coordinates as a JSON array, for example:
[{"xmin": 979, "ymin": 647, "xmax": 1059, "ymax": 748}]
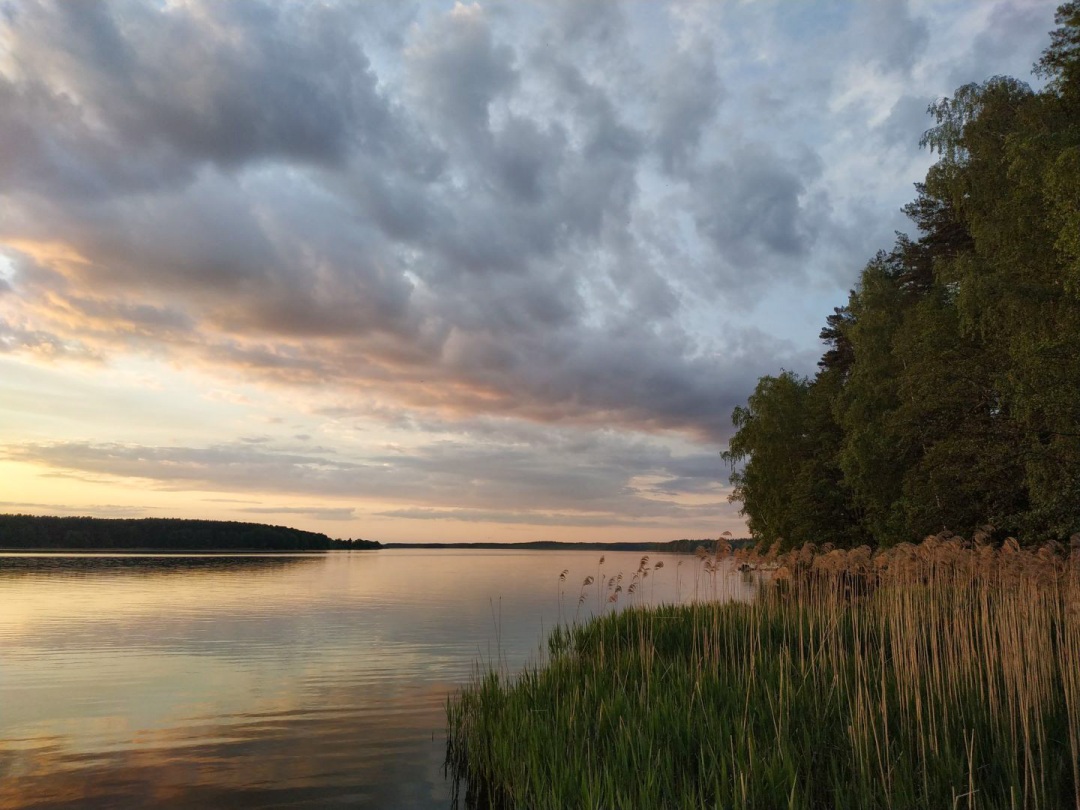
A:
[
  {"xmin": 722, "ymin": 372, "xmax": 862, "ymax": 550},
  {"xmin": 725, "ymin": 4, "xmax": 1080, "ymax": 546},
  {"xmin": 1036, "ymin": 1, "xmax": 1080, "ymax": 102},
  {"xmin": 0, "ymin": 514, "xmax": 379, "ymax": 551},
  {"xmin": 835, "ymin": 253, "xmax": 913, "ymax": 544},
  {"xmin": 447, "ymin": 541, "xmax": 1080, "ymax": 808},
  {"xmin": 890, "ymin": 292, "xmax": 1027, "ymax": 536}
]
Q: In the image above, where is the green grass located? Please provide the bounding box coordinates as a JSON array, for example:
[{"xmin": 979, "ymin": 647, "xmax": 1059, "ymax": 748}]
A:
[{"xmin": 446, "ymin": 539, "xmax": 1080, "ymax": 809}]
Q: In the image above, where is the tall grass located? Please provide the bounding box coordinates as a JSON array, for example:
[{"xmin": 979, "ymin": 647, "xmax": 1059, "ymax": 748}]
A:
[{"xmin": 446, "ymin": 533, "xmax": 1080, "ymax": 809}]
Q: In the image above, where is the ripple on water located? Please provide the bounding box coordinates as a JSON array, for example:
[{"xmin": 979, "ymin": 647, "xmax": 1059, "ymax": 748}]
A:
[{"xmin": 0, "ymin": 549, "xmax": 758, "ymax": 808}]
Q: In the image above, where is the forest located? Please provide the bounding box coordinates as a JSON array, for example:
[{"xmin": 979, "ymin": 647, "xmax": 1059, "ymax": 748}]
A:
[
  {"xmin": 0, "ymin": 514, "xmax": 379, "ymax": 551},
  {"xmin": 381, "ymin": 538, "xmax": 750, "ymax": 552},
  {"xmin": 723, "ymin": 2, "xmax": 1080, "ymax": 549}
]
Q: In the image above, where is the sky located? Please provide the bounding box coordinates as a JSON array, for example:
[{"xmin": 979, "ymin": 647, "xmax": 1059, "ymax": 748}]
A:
[{"xmin": 0, "ymin": 0, "xmax": 1061, "ymax": 543}]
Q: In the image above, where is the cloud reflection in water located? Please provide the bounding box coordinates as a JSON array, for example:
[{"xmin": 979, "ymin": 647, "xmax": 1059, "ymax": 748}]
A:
[{"xmin": 0, "ymin": 550, "xmax": 758, "ymax": 808}]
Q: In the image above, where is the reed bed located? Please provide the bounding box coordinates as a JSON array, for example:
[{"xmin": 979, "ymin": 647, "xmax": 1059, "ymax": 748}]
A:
[{"xmin": 446, "ymin": 533, "xmax": 1080, "ymax": 809}]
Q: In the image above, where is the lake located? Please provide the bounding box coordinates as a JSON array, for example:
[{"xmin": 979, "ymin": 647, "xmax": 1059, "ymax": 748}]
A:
[{"xmin": 0, "ymin": 549, "xmax": 757, "ymax": 809}]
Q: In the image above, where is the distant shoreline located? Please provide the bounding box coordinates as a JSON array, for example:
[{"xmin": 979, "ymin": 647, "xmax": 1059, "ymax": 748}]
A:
[
  {"xmin": 0, "ymin": 514, "xmax": 377, "ymax": 552},
  {"xmin": 381, "ymin": 540, "xmax": 747, "ymax": 553},
  {"xmin": 0, "ymin": 514, "xmax": 745, "ymax": 554},
  {"xmin": 0, "ymin": 540, "xmax": 744, "ymax": 554},
  {"xmin": 0, "ymin": 547, "xmax": 335, "ymax": 554}
]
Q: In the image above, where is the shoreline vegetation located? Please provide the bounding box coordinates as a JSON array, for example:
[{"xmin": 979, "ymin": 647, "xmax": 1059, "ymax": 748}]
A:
[
  {"xmin": 722, "ymin": 3, "xmax": 1080, "ymax": 551},
  {"xmin": 381, "ymin": 539, "xmax": 752, "ymax": 553},
  {"xmin": 0, "ymin": 514, "xmax": 746, "ymax": 554},
  {"xmin": 0, "ymin": 514, "xmax": 378, "ymax": 552},
  {"xmin": 446, "ymin": 534, "xmax": 1080, "ymax": 809},
  {"xmin": 445, "ymin": 10, "xmax": 1080, "ymax": 802}
]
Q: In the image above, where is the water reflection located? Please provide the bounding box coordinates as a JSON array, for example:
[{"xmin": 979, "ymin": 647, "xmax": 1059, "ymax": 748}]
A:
[
  {"xmin": 0, "ymin": 550, "xmax": 758, "ymax": 809},
  {"xmin": 0, "ymin": 553, "xmax": 322, "ymax": 577},
  {"xmin": 0, "ymin": 679, "xmax": 457, "ymax": 809}
]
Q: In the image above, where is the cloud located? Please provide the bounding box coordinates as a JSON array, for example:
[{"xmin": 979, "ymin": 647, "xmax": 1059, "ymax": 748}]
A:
[
  {"xmin": 0, "ymin": 500, "xmax": 150, "ymax": 517},
  {"xmin": 548, "ymin": 0, "xmax": 628, "ymax": 49},
  {"xmin": 375, "ymin": 508, "xmax": 652, "ymax": 528},
  {"xmin": 5, "ymin": 0, "xmax": 394, "ymax": 174},
  {"xmin": 881, "ymin": 93, "xmax": 936, "ymax": 148},
  {"xmin": 0, "ymin": 0, "xmax": 837, "ymax": 443},
  {"xmin": 241, "ymin": 506, "xmax": 358, "ymax": 522},
  {"xmin": 406, "ymin": 3, "xmax": 517, "ymax": 139},
  {"xmin": 945, "ymin": 1, "xmax": 1054, "ymax": 89},
  {"xmin": 0, "ymin": 0, "xmax": 1059, "ymax": 538},
  {"xmin": 1, "ymin": 430, "xmax": 737, "ymax": 526},
  {"xmin": 0, "ymin": 317, "xmax": 103, "ymax": 362},
  {"xmin": 693, "ymin": 145, "xmax": 826, "ymax": 274},
  {"xmin": 851, "ymin": 0, "xmax": 930, "ymax": 76},
  {"xmin": 652, "ymin": 37, "xmax": 723, "ymax": 174}
]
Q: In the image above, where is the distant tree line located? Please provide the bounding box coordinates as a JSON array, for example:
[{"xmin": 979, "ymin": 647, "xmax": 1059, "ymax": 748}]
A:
[
  {"xmin": 723, "ymin": 4, "xmax": 1080, "ymax": 549},
  {"xmin": 0, "ymin": 514, "xmax": 380, "ymax": 551},
  {"xmin": 662, "ymin": 538, "xmax": 754, "ymax": 554},
  {"xmin": 381, "ymin": 539, "xmax": 752, "ymax": 553}
]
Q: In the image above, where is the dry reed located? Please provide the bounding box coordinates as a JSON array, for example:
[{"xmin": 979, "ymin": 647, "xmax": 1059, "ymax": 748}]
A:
[{"xmin": 447, "ymin": 533, "xmax": 1080, "ymax": 809}]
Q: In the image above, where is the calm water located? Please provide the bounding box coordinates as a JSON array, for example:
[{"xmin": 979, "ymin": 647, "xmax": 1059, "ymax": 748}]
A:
[{"xmin": 0, "ymin": 549, "xmax": 756, "ymax": 809}]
